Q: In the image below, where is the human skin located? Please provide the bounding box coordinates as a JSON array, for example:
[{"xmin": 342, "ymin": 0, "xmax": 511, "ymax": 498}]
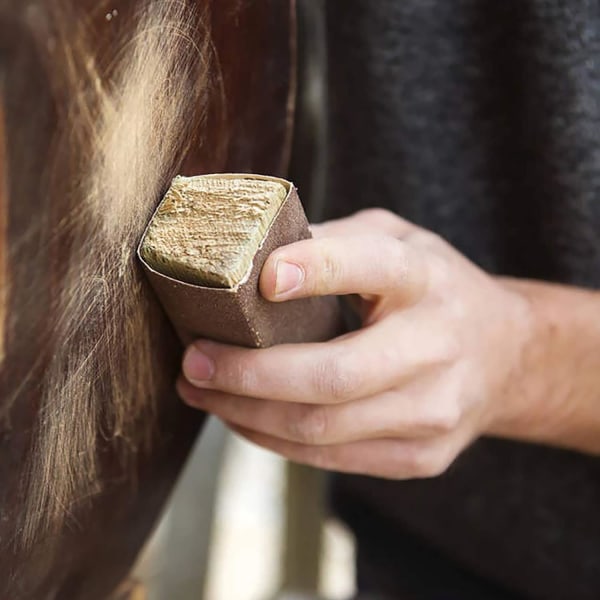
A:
[{"xmin": 177, "ymin": 208, "xmax": 600, "ymax": 479}]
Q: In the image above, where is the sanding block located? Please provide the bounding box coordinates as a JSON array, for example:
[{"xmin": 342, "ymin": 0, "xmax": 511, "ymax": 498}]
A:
[{"xmin": 138, "ymin": 173, "xmax": 341, "ymax": 347}]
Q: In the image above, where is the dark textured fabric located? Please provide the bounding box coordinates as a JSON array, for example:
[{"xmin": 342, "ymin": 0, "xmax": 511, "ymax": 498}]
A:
[
  {"xmin": 335, "ymin": 482, "xmax": 526, "ymax": 600},
  {"xmin": 323, "ymin": 2, "xmax": 600, "ymax": 599}
]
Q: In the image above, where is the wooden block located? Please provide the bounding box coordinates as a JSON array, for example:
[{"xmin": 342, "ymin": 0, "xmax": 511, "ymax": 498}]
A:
[
  {"xmin": 140, "ymin": 175, "xmax": 288, "ymax": 288},
  {"xmin": 138, "ymin": 174, "xmax": 341, "ymax": 347}
]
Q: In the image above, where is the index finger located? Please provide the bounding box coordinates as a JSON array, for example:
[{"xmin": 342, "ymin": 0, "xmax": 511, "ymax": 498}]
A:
[{"xmin": 182, "ymin": 311, "xmax": 447, "ymax": 404}]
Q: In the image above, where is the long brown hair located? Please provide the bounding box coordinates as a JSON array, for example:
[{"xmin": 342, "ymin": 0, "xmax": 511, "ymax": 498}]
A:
[
  {"xmin": 0, "ymin": 0, "xmax": 293, "ymax": 596},
  {"xmin": 1, "ymin": 0, "xmax": 214, "ymax": 593}
]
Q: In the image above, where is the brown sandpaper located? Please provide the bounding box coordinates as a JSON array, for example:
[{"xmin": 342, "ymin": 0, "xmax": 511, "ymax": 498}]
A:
[{"xmin": 138, "ymin": 173, "xmax": 341, "ymax": 347}]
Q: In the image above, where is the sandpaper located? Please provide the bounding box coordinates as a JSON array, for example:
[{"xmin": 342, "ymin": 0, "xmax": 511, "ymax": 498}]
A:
[{"xmin": 138, "ymin": 173, "xmax": 341, "ymax": 347}]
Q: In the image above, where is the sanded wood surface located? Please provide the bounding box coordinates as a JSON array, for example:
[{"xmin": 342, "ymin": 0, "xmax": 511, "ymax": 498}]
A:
[{"xmin": 141, "ymin": 175, "xmax": 288, "ymax": 288}]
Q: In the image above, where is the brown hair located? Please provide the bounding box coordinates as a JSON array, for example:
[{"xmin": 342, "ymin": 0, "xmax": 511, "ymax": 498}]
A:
[
  {"xmin": 0, "ymin": 0, "xmax": 293, "ymax": 595},
  {"xmin": 0, "ymin": 0, "xmax": 214, "ymax": 585}
]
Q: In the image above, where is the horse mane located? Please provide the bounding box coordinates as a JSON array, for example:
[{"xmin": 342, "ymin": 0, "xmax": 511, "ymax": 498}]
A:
[
  {"xmin": 0, "ymin": 0, "xmax": 293, "ymax": 595},
  {"xmin": 1, "ymin": 0, "xmax": 214, "ymax": 591}
]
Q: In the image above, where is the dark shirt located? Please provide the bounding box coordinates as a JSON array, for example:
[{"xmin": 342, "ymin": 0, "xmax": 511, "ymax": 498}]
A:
[{"xmin": 323, "ymin": 2, "xmax": 600, "ymax": 598}]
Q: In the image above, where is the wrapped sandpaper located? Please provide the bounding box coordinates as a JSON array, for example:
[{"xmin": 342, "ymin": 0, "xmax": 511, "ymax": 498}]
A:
[{"xmin": 137, "ymin": 173, "xmax": 341, "ymax": 347}]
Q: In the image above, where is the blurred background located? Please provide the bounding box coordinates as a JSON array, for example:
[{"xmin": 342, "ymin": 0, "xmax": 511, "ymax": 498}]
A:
[{"xmin": 133, "ymin": 418, "xmax": 356, "ymax": 600}]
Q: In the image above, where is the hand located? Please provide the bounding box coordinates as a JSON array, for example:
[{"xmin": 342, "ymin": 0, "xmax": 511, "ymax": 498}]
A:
[{"xmin": 177, "ymin": 208, "xmax": 536, "ymax": 478}]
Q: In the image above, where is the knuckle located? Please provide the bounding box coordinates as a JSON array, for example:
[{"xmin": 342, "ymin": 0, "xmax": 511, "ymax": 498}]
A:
[
  {"xmin": 308, "ymin": 240, "xmax": 345, "ymax": 294},
  {"xmin": 407, "ymin": 228, "xmax": 444, "ymax": 248},
  {"xmin": 289, "ymin": 405, "xmax": 330, "ymax": 445},
  {"xmin": 405, "ymin": 446, "xmax": 451, "ymax": 478},
  {"xmin": 381, "ymin": 238, "xmax": 409, "ymax": 280},
  {"xmin": 422, "ymin": 451, "xmax": 452, "ymax": 478},
  {"xmin": 371, "ymin": 235, "xmax": 428, "ymax": 302},
  {"xmin": 312, "ymin": 350, "xmax": 358, "ymax": 402},
  {"xmin": 416, "ymin": 383, "xmax": 462, "ymax": 434},
  {"xmin": 226, "ymin": 356, "xmax": 257, "ymax": 396},
  {"xmin": 310, "ymin": 445, "xmax": 334, "ymax": 470},
  {"xmin": 320, "ymin": 249, "xmax": 344, "ymax": 288},
  {"xmin": 356, "ymin": 207, "xmax": 398, "ymax": 227},
  {"xmin": 424, "ymin": 402, "xmax": 461, "ymax": 434},
  {"xmin": 436, "ymin": 335, "xmax": 462, "ymax": 364},
  {"xmin": 288, "ymin": 443, "xmax": 332, "ymax": 470}
]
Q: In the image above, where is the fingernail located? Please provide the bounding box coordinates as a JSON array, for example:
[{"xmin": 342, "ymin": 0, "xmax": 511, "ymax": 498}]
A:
[
  {"xmin": 275, "ymin": 261, "xmax": 304, "ymax": 297},
  {"xmin": 183, "ymin": 345, "xmax": 215, "ymax": 383}
]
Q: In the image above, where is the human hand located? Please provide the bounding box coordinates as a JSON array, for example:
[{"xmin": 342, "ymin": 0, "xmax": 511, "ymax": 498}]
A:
[{"xmin": 177, "ymin": 208, "xmax": 535, "ymax": 478}]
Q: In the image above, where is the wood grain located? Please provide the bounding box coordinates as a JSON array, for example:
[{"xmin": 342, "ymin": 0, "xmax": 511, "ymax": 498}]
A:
[{"xmin": 140, "ymin": 174, "xmax": 288, "ymax": 288}]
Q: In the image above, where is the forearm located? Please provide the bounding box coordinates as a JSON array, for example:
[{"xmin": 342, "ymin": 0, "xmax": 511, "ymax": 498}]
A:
[{"xmin": 490, "ymin": 278, "xmax": 600, "ymax": 455}]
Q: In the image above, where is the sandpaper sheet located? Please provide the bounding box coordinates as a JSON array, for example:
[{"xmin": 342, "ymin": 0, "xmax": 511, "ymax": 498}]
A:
[{"xmin": 138, "ymin": 174, "xmax": 342, "ymax": 347}]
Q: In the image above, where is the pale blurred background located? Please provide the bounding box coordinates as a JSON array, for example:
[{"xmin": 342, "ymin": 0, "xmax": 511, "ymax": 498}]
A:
[{"xmin": 133, "ymin": 418, "xmax": 356, "ymax": 600}]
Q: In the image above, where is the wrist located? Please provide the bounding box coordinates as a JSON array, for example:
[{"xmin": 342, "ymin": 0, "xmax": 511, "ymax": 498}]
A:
[
  {"xmin": 487, "ymin": 278, "xmax": 600, "ymax": 454},
  {"xmin": 483, "ymin": 278, "xmax": 540, "ymax": 440}
]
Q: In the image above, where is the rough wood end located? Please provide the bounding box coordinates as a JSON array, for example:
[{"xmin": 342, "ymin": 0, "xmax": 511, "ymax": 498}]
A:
[{"xmin": 140, "ymin": 174, "xmax": 289, "ymax": 288}]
